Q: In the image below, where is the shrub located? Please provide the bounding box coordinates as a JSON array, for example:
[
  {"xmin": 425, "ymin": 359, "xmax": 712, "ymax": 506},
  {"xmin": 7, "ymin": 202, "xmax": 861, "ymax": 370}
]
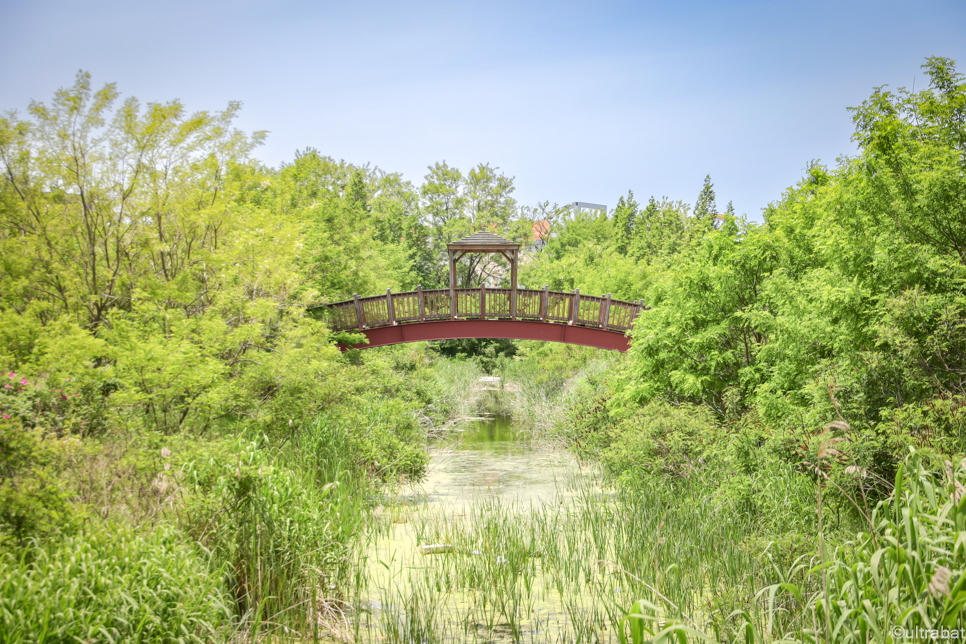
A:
[
  {"xmin": 573, "ymin": 400, "xmax": 721, "ymax": 480},
  {"xmin": 0, "ymin": 417, "xmax": 79, "ymax": 547}
]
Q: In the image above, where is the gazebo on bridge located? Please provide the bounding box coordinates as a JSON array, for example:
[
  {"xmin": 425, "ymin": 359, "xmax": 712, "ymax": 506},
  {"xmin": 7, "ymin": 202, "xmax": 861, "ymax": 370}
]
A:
[{"xmin": 314, "ymin": 232, "xmax": 645, "ymax": 351}]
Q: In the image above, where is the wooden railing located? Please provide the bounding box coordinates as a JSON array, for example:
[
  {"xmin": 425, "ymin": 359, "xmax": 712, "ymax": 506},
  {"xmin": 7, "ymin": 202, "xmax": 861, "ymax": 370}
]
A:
[{"xmin": 312, "ymin": 287, "xmax": 646, "ymax": 334}]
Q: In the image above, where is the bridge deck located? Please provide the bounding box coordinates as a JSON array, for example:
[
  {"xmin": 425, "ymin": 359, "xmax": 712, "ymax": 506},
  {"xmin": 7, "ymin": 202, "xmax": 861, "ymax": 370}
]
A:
[{"xmin": 313, "ymin": 288, "xmax": 644, "ymax": 350}]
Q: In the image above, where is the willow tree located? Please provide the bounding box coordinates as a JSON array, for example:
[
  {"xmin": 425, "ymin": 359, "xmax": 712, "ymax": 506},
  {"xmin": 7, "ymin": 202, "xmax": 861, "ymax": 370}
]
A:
[
  {"xmin": 0, "ymin": 71, "xmax": 270, "ymax": 332},
  {"xmin": 0, "ymin": 73, "xmax": 317, "ymax": 434}
]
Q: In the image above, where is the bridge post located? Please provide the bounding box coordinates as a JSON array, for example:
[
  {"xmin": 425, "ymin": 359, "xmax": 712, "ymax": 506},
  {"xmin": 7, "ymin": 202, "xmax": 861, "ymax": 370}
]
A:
[
  {"xmin": 628, "ymin": 300, "xmax": 641, "ymax": 328},
  {"xmin": 540, "ymin": 286, "xmax": 548, "ymax": 321},
  {"xmin": 570, "ymin": 289, "xmax": 580, "ymax": 325},
  {"xmin": 386, "ymin": 289, "xmax": 396, "ymax": 326},
  {"xmin": 480, "ymin": 284, "xmax": 486, "ymax": 318},
  {"xmin": 417, "ymin": 286, "xmax": 425, "ymax": 322},
  {"xmin": 353, "ymin": 294, "xmax": 366, "ymax": 330},
  {"xmin": 602, "ymin": 293, "xmax": 612, "ymax": 329}
]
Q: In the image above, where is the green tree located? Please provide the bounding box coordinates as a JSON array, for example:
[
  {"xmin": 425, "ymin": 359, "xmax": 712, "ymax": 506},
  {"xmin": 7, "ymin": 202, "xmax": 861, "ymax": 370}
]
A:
[
  {"xmin": 0, "ymin": 71, "xmax": 267, "ymax": 331},
  {"xmin": 628, "ymin": 197, "xmax": 689, "ymax": 262},
  {"xmin": 612, "ymin": 190, "xmax": 639, "ymax": 254},
  {"xmin": 692, "ymin": 174, "xmax": 718, "ymax": 230},
  {"xmin": 417, "ymin": 162, "xmax": 527, "ymax": 288},
  {"xmin": 849, "ymin": 56, "xmax": 966, "ymax": 264},
  {"xmin": 347, "ymin": 168, "xmax": 369, "ymax": 213}
]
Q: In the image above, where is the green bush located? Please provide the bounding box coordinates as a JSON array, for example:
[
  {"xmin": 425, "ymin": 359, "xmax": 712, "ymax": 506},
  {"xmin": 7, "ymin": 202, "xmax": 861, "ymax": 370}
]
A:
[
  {"xmin": 333, "ymin": 397, "xmax": 428, "ymax": 481},
  {"xmin": 0, "ymin": 418, "xmax": 79, "ymax": 547},
  {"xmin": 571, "ymin": 400, "xmax": 721, "ymax": 480},
  {"xmin": 0, "ymin": 524, "xmax": 229, "ymax": 644}
]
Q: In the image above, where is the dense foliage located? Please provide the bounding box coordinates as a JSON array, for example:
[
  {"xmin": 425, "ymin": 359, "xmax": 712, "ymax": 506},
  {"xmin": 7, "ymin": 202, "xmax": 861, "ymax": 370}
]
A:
[
  {"xmin": 524, "ymin": 57, "xmax": 966, "ymax": 473},
  {"xmin": 1, "ymin": 57, "xmax": 964, "ymax": 642}
]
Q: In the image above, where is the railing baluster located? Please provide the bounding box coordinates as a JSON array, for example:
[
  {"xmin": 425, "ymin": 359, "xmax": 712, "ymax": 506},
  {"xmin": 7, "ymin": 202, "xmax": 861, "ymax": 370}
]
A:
[
  {"xmin": 540, "ymin": 286, "xmax": 548, "ymax": 321},
  {"xmin": 511, "ymin": 286, "xmax": 517, "ymax": 320},
  {"xmin": 628, "ymin": 300, "xmax": 640, "ymax": 329},
  {"xmin": 570, "ymin": 289, "xmax": 580, "ymax": 325},
  {"xmin": 417, "ymin": 286, "xmax": 425, "ymax": 322},
  {"xmin": 602, "ymin": 293, "xmax": 611, "ymax": 329},
  {"xmin": 480, "ymin": 284, "xmax": 486, "ymax": 319}
]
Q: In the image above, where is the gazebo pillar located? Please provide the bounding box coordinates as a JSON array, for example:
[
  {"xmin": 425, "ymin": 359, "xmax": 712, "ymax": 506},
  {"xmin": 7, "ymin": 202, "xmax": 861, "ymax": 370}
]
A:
[
  {"xmin": 448, "ymin": 249, "xmax": 457, "ymax": 319},
  {"xmin": 510, "ymin": 248, "xmax": 518, "ymax": 319}
]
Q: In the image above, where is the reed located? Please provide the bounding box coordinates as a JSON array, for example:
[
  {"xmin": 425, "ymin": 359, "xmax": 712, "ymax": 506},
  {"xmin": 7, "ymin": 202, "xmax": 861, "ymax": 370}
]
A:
[
  {"xmin": 351, "ymin": 460, "xmax": 808, "ymax": 643},
  {"xmin": 0, "ymin": 524, "xmax": 230, "ymax": 644}
]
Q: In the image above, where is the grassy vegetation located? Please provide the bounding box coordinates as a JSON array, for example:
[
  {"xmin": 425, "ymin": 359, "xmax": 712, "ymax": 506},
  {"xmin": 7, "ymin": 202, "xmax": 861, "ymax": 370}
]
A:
[
  {"xmin": 356, "ymin": 471, "xmax": 806, "ymax": 643},
  {"xmin": 0, "ymin": 524, "xmax": 231, "ymax": 643},
  {"xmin": 0, "ymin": 346, "xmax": 484, "ymax": 642}
]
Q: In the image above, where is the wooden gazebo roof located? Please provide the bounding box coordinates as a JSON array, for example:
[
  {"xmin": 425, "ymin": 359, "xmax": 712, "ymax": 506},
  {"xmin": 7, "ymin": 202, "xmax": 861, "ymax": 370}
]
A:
[{"xmin": 447, "ymin": 231, "xmax": 520, "ymax": 252}]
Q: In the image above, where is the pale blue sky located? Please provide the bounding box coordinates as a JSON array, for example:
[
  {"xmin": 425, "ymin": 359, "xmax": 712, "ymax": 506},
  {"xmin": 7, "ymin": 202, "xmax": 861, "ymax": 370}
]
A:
[{"xmin": 2, "ymin": 0, "xmax": 964, "ymax": 219}]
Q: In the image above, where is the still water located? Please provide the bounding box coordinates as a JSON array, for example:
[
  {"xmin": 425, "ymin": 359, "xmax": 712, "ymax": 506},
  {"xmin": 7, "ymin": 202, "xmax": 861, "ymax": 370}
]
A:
[
  {"xmin": 353, "ymin": 404, "xmax": 607, "ymax": 643},
  {"xmin": 408, "ymin": 414, "xmax": 589, "ymax": 511}
]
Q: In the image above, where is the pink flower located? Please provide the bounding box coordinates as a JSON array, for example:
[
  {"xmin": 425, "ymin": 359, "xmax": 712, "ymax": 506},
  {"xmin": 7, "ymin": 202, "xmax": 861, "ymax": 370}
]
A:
[
  {"xmin": 3, "ymin": 384, "xmax": 10, "ymax": 389},
  {"xmin": 2, "ymin": 415, "xmax": 9, "ymax": 419},
  {"xmin": 6, "ymin": 373, "xmax": 13, "ymax": 378},
  {"xmin": 20, "ymin": 378, "xmax": 27, "ymax": 385},
  {"xmin": 60, "ymin": 394, "xmax": 68, "ymax": 400}
]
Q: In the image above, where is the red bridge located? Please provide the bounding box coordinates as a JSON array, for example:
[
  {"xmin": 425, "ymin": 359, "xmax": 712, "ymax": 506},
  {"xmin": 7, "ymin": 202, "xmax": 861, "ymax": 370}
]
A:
[{"xmin": 313, "ymin": 232, "xmax": 645, "ymax": 352}]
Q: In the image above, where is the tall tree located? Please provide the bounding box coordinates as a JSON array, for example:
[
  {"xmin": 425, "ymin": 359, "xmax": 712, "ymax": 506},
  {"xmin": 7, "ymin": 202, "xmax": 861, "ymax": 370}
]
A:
[
  {"xmin": 628, "ymin": 197, "xmax": 690, "ymax": 262},
  {"xmin": 417, "ymin": 162, "xmax": 525, "ymax": 288},
  {"xmin": 693, "ymin": 174, "xmax": 718, "ymax": 229},
  {"xmin": 849, "ymin": 56, "xmax": 966, "ymax": 264},
  {"xmin": 347, "ymin": 168, "xmax": 369, "ymax": 213},
  {"xmin": 0, "ymin": 71, "xmax": 267, "ymax": 331},
  {"xmin": 612, "ymin": 190, "xmax": 639, "ymax": 255}
]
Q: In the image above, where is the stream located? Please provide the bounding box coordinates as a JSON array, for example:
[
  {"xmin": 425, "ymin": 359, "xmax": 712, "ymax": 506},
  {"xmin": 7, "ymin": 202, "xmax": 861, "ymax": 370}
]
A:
[{"xmin": 352, "ymin": 388, "xmax": 613, "ymax": 643}]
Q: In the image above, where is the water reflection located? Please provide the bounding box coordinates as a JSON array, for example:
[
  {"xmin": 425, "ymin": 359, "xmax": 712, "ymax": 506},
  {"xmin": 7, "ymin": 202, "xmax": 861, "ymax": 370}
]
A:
[
  {"xmin": 458, "ymin": 414, "xmax": 520, "ymax": 451},
  {"xmin": 416, "ymin": 415, "xmax": 586, "ymax": 510}
]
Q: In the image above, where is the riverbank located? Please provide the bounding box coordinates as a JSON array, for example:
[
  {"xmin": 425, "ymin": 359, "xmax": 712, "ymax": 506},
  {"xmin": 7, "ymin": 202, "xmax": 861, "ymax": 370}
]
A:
[{"xmin": 0, "ymin": 346, "xmax": 483, "ymax": 643}]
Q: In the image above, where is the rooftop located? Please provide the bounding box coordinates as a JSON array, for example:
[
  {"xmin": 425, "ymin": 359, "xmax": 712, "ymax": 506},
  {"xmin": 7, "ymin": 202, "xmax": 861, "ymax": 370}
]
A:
[{"xmin": 447, "ymin": 231, "xmax": 520, "ymax": 250}]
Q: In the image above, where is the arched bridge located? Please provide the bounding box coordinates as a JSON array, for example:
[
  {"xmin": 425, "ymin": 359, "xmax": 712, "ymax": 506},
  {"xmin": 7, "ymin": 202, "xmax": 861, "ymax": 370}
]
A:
[{"xmin": 315, "ymin": 287, "xmax": 645, "ymax": 352}]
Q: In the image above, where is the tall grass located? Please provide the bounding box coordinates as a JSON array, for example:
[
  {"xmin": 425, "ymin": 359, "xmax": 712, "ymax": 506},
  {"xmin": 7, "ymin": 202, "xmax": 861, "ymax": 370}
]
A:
[
  {"xmin": 619, "ymin": 450, "xmax": 966, "ymax": 643},
  {"xmin": 0, "ymin": 524, "xmax": 230, "ymax": 644},
  {"xmin": 500, "ymin": 348, "xmax": 618, "ymax": 437},
  {"xmin": 353, "ymin": 461, "xmax": 816, "ymax": 643},
  {"xmin": 425, "ymin": 357, "xmax": 485, "ymax": 422},
  {"xmin": 179, "ymin": 417, "xmax": 370, "ymax": 640}
]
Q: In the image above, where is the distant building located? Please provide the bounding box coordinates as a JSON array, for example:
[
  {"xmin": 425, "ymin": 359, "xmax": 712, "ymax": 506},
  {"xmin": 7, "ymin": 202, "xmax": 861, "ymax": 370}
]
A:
[{"xmin": 569, "ymin": 202, "xmax": 607, "ymax": 217}]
